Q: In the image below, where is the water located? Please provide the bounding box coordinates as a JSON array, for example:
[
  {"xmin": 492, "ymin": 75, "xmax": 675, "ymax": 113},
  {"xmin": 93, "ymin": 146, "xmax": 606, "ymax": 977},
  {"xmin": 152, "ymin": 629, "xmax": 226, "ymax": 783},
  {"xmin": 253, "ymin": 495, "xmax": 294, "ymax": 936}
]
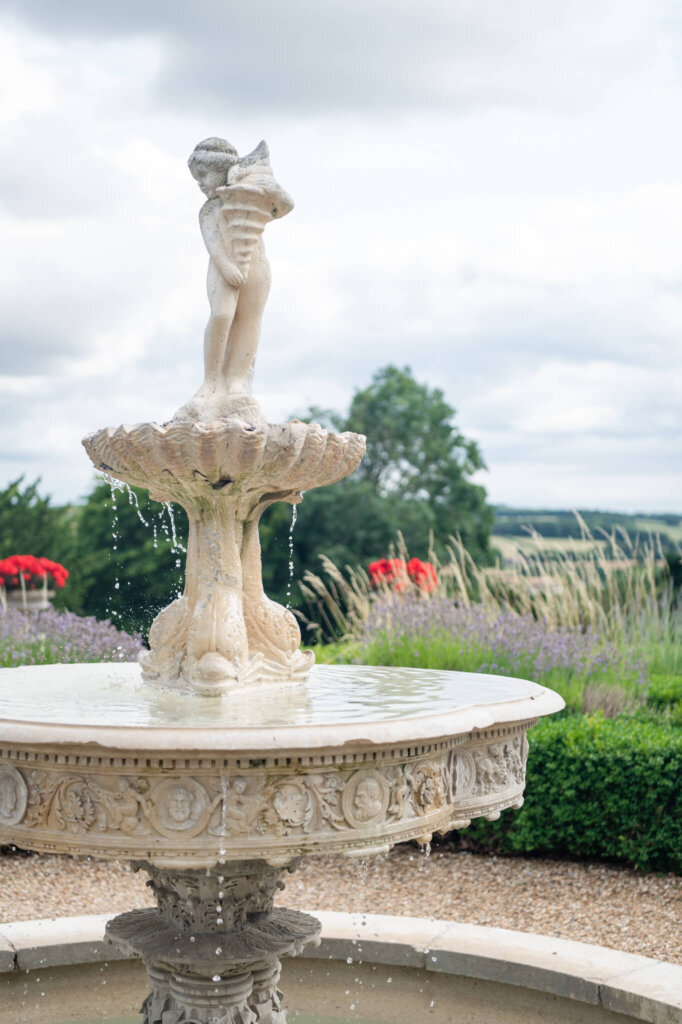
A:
[
  {"xmin": 0, "ymin": 662, "xmax": 538, "ymax": 730},
  {"xmin": 105, "ymin": 479, "xmax": 186, "ymax": 612},
  {"xmin": 286, "ymin": 502, "xmax": 298, "ymax": 609},
  {"xmin": 54, "ymin": 1016, "xmax": 386, "ymax": 1024}
]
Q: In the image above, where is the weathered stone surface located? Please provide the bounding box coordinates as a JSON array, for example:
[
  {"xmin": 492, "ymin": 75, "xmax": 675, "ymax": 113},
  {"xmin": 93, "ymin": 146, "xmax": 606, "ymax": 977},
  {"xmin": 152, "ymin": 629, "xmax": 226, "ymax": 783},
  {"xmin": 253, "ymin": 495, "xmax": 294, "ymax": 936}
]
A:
[
  {"xmin": 82, "ymin": 138, "xmax": 365, "ymax": 695},
  {"xmin": 601, "ymin": 962, "xmax": 682, "ymax": 1023},
  {"xmin": 107, "ymin": 860, "xmax": 319, "ymax": 1024},
  {"xmin": 0, "ymin": 719, "xmax": 535, "ymax": 867}
]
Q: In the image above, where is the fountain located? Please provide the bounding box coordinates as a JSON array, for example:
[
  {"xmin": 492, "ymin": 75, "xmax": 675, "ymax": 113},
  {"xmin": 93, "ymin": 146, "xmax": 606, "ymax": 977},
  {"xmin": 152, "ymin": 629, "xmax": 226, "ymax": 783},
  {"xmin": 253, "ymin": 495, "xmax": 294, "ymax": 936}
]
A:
[{"xmin": 0, "ymin": 137, "xmax": 564, "ymax": 1024}]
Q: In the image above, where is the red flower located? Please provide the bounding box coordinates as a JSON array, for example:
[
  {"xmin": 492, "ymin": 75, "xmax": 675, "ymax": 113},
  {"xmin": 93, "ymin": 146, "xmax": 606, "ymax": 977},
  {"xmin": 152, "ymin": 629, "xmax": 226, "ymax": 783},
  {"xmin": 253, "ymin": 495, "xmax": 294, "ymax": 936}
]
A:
[
  {"xmin": 406, "ymin": 557, "xmax": 438, "ymax": 592},
  {"xmin": 368, "ymin": 558, "xmax": 408, "ymax": 590},
  {"xmin": 368, "ymin": 556, "xmax": 438, "ymax": 594},
  {"xmin": 0, "ymin": 554, "xmax": 69, "ymax": 591}
]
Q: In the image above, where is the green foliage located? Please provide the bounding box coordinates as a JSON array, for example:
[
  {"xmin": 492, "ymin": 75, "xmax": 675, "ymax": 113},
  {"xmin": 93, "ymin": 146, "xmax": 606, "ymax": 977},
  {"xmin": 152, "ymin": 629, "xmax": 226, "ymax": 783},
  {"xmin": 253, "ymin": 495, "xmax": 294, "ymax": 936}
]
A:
[
  {"xmin": 647, "ymin": 673, "xmax": 682, "ymax": 726},
  {"xmin": 0, "ymin": 478, "xmax": 75, "ymax": 607},
  {"xmin": 459, "ymin": 715, "xmax": 682, "ymax": 873},
  {"xmin": 262, "ymin": 366, "xmax": 494, "ymax": 604},
  {"xmin": 66, "ymin": 480, "xmax": 188, "ymax": 638}
]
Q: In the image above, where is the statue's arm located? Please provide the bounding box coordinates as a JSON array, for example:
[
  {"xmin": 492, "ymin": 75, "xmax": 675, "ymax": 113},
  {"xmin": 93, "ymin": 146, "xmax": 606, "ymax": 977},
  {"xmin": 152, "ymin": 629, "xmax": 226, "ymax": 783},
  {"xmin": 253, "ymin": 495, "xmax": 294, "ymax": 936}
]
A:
[{"xmin": 199, "ymin": 203, "xmax": 244, "ymax": 288}]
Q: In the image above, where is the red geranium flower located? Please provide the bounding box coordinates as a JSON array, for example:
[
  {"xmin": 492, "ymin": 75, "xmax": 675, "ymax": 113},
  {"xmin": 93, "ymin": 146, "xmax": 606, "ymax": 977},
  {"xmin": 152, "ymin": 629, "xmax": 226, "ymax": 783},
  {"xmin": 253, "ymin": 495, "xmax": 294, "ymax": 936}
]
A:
[
  {"xmin": 368, "ymin": 558, "xmax": 408, "ymax": 591},
  {"xmin": 368, "ymin": 556, "xmax": 438, "ymax": 594},
  {"xmin": 0, "ymin": 555, "xmax": 69, "ymax": 591},
  {"xmin": 406, "ymin": 557, "xmax": 438, "ymax": 593}
]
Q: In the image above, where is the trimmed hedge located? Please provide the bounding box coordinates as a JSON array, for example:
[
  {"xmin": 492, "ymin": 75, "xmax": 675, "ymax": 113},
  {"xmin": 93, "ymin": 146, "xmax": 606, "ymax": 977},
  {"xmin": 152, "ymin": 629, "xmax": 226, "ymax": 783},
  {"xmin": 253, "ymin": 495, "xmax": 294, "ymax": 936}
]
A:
[{"xmin": 458, "ymin": 714, "xmax": 682, "ymax": 873}]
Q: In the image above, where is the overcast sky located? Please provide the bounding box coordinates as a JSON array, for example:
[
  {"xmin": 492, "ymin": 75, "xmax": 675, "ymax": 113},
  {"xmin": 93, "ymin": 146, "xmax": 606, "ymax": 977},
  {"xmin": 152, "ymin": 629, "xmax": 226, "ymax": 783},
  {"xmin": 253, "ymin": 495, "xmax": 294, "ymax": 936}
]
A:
[{"xmin": 0, "ymin": 0, "xmax": 680, "ymax": 513}]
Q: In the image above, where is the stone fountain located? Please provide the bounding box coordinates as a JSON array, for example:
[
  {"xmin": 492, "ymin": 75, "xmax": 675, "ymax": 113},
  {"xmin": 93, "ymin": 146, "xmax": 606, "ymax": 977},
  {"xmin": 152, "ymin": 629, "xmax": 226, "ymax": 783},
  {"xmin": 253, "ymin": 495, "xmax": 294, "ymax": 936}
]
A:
[{"xmin": 0, "ymin": 137, "xmax": 564, "ymax": 1024}]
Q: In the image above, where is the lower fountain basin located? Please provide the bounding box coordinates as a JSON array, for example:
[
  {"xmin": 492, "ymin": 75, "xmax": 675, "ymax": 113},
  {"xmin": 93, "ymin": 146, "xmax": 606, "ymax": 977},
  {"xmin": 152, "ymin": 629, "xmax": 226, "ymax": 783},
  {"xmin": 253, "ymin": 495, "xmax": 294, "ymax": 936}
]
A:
[
  {"xmin": 0, "ymin": 664, "xmax": 563, "ymax": 868},
  {"xmin": 3, "ymin": 912, "xmax": 678, "ymax": 1024}
]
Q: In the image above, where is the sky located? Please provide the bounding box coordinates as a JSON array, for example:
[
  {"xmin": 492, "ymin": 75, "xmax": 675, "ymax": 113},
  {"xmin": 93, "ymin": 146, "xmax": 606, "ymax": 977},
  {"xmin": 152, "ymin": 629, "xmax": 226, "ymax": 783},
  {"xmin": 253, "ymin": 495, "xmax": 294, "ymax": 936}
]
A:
[{"xmin": 0, "ymin": 0, "xmax": 680, "ymax": 513}]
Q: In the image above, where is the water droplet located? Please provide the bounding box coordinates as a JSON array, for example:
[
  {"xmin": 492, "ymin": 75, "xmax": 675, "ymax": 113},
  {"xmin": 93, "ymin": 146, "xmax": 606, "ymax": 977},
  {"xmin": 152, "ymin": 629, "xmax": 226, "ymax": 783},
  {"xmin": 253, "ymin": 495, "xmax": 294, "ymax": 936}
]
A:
[{"xmin": 286, "ymin": 502, "xmax": 299, "ymax": 609}]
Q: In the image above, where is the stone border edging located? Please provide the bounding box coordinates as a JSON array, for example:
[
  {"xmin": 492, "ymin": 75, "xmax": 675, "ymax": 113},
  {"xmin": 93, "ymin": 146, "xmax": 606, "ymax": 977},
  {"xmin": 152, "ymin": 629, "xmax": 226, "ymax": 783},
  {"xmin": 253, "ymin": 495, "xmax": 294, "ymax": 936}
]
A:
[{"xmin": 0, "ymin": 912, "xmax": 680, "ymax": 1024}]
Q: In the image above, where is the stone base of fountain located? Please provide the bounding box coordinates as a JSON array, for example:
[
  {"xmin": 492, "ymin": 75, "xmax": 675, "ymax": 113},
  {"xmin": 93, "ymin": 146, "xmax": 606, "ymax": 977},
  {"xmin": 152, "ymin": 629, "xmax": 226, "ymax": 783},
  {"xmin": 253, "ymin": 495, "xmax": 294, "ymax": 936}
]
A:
[{"xmin": 107, "ymin": 860, "xmax": 320, "ymax": 1024}]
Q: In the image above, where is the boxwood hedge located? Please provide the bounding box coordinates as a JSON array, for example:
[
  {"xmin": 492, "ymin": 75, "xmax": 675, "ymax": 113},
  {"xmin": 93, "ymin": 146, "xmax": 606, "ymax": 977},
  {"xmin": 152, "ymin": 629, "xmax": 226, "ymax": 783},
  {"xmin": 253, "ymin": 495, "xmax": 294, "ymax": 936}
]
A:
[{"xmin": 457, "ymin": 714, "xmax": 682, "ymax": 873}]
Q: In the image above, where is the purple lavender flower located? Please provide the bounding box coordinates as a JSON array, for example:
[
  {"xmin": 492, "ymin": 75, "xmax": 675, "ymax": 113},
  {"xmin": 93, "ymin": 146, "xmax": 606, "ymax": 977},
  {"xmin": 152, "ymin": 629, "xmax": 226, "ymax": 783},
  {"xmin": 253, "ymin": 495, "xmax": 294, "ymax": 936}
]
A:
[
  {"xmin": 358, "ymin": 593, "xmax": 645, "ymax": 694},
  {"xmin": 0, "ymin": 608, "xmax": 143, "ymax": 666}
]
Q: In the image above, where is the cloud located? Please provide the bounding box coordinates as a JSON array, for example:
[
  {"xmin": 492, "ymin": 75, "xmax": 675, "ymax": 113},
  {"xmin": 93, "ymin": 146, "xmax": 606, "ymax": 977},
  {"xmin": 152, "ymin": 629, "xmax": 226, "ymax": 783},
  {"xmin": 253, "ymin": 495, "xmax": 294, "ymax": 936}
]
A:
[
  {"xmin": 0, "ymin": 3, "xmax": 680, "ymax": 512},
  {"xmin": 1, "ymin": 0, "xmax": 676, "ymax": 116}
]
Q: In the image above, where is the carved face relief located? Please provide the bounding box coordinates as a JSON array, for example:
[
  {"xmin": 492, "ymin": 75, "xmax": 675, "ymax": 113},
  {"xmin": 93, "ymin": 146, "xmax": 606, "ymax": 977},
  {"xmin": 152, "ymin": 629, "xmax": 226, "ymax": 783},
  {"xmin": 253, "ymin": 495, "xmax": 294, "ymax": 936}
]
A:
[
  {"xmin": 342, "ymin": 771, "xmax": 389, "ymax": 828},
  {"xmin": 0, "ymin": 767, "xmax": 27, "ymax": 826},
  {"xmin": 149, "ymin": 779, "xmax": 209, "ymax": 839}
]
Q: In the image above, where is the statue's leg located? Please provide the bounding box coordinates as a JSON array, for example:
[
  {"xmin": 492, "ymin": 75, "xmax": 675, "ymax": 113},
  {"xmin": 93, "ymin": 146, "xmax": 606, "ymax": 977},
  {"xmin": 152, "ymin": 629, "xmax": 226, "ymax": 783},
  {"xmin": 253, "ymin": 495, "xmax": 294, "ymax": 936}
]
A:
[
  {"xmin": 204, "ymin": 263, "xmax": 240, "ymax": 388},
  {"xmin": 222, "ymin": 245, "xmax": 271, "ymax": 393}
]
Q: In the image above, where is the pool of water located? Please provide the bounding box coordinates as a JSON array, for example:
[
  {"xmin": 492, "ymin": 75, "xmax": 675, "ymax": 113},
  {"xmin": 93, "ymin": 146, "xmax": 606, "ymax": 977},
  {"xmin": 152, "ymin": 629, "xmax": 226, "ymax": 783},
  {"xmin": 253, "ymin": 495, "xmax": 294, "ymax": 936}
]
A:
[
  {"xmin": 57, "ymin": 1015, "xmax": 382, "ymax": 1024},
  {"xmin": 0, "ymin": 661, "xmax": 536, "ymax": 730}
]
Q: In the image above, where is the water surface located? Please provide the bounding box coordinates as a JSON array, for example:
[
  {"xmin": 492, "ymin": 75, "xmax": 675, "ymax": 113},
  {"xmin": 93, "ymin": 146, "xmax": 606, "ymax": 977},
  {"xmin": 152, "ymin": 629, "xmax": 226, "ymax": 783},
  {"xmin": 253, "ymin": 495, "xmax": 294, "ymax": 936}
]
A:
[{"xmin": 0, "ymin": 663, "xmax": 536, "ymax": 730}]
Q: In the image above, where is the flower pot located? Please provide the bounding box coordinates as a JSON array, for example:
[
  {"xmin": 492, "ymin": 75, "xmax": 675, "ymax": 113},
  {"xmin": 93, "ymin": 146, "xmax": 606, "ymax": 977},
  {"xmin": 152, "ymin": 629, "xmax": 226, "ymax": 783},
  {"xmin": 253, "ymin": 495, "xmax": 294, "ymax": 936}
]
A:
[{"xmin": 4, "ymin": 589, "xmax": 55, "ymax": 611}]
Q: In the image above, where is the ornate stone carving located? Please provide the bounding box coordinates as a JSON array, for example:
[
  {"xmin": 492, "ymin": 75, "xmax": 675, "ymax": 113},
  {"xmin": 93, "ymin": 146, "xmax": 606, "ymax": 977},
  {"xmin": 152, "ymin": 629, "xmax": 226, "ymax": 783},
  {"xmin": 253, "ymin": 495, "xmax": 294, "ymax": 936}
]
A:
[
  {"xmin": 0, "ymin": 723, "xmax": 531, "ymax": 865},
  {"xmin": 148, "ymin": 779, "xmax": 211, "ymax": 839},
  {"xmin": 20, "ymin": 770, "xmax": 151, "ymax": 837},
  {"xmin": 342, "ymin": 770, "xmax": 390, "ymax": 828},
  {"xmin": 472, "ymin": 735, "xmax": 526, "ymax": 796},
  {"xmin": 108, "ymin": 860, "xmax": 319, "ymax": 1024},
  {"xmin": 0, "ymin": 765, "xmax": 27, "ymax": 826},
  {"xmin": 455, "ymin": 750, "xmax": 477, "ymax": 797}
]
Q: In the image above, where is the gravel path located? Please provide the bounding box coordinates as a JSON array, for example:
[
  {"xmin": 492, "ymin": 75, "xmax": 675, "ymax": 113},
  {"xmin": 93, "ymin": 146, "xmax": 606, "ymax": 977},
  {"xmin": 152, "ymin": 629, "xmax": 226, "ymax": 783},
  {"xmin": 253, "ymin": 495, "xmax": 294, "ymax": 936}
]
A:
[{"xmin": 0, "ymin": 847, "xmax": 679, "ymax": 965}]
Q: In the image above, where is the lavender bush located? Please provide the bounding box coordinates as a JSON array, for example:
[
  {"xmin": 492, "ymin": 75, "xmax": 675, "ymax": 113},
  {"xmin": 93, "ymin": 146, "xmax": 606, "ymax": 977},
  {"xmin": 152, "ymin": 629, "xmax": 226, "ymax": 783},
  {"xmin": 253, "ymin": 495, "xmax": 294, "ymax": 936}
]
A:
[
  {"xmin": 0, "ymin": 607, "xmax": 143, "ymax": 666},
  {"xmin": 343, "ymin": 594, "xmax": 647, "ymax": 714}
]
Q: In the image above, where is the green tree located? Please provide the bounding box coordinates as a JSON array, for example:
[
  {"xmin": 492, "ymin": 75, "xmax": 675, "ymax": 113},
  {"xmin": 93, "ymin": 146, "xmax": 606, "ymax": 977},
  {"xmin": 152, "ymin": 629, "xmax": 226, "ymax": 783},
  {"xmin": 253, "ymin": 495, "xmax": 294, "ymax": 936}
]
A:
[
  {"xmin": 0, "ymin": 478, "xmax": 76, "ymax": 606},
  {"xmin": 68, "ymin": 480, "xmax": 188, "ymax": 638},
  {"xmin": 261, "ymin": 365, "xmax": 494, "ymax": 604}
]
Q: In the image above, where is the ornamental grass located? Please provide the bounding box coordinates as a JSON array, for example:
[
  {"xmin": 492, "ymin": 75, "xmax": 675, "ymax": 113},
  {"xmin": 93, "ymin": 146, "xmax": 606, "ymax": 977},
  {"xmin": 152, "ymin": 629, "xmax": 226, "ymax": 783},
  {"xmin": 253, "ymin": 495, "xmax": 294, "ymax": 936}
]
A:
[{"xmin": 301, "ymin": 520, "xmax": 681, "ymax": 715}]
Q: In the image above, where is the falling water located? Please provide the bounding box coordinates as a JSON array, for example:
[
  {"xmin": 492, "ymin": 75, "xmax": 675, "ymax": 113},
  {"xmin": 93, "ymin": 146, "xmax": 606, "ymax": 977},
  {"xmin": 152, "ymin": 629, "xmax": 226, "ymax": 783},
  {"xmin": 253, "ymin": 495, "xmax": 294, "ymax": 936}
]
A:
[
  {"xmin": 286, "ymin": 503, "xmax": 298, "ymax": 609},
  {"xmin": 123, "ymin": 484, "xmax": 149, "ymax": 528},
  {"xmin": 107, "ymin": 479, "xmax": 123, "ymax": 620},
  {"xmin": 104, "ymin": 476, "xmax": 186, "ymax": 613}
]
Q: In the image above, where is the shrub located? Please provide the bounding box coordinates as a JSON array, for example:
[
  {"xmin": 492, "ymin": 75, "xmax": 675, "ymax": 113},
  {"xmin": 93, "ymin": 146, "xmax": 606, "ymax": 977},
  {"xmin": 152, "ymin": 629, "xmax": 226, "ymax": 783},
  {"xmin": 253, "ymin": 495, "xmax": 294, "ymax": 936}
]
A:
[{"xmin": 455, "ymin": 714, "xmax": 682, "ymax": 873}]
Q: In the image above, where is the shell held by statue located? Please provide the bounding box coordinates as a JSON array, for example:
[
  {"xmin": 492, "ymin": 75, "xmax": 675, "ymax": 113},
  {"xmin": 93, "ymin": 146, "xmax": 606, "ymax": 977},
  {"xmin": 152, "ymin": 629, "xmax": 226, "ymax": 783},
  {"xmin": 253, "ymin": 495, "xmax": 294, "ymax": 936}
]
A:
[{"xmin": 217, "ymin": 180, "xmax": 294, "ymax": 278}]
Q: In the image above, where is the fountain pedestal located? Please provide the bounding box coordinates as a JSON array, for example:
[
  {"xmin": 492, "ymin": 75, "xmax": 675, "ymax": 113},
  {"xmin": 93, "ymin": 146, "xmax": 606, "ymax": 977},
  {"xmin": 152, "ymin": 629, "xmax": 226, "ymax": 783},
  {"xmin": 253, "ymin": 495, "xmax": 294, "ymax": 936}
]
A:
[
  {"xmin": 108, "ymin": 860, "xmax": 319, "ymax": 1024},
  {"xmin": 83, "ymin": 418, "xmax": 365, "ymax": 694}
]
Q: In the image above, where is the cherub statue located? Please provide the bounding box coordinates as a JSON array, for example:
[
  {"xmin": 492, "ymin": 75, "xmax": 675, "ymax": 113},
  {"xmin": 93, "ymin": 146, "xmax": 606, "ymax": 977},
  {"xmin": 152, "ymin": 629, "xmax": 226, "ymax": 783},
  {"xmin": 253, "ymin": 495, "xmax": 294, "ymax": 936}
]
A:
[{"xmin": 175, "ymin": 137, "xmax": 294, "ymax": 425}]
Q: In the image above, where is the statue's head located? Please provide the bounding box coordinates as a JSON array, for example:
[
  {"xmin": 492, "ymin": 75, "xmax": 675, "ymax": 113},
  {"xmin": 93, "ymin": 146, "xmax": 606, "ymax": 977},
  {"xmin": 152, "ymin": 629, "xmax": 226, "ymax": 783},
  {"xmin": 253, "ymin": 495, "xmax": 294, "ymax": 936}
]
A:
[{"xmin": 189, "ymin": 138, "xmax": 239, "ymax": 198}]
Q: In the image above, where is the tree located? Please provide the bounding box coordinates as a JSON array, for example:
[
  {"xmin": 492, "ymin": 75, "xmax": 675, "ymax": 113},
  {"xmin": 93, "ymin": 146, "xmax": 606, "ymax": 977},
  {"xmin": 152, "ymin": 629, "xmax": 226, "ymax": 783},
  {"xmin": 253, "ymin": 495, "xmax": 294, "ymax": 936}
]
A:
[
  {"xmin": 0, "ymin": 478, "xmax": 75, "ymax": 607},
  {"xmin": 346, "ymin": 365, "xmax": 493, "ymax": 561},
  {"xmin": 68, "ymin": 480, "xmax": 188, "ymax": 638},
  {"xmin": 261, "ymin": 365, "xmax": 494, "ymax": 604}
]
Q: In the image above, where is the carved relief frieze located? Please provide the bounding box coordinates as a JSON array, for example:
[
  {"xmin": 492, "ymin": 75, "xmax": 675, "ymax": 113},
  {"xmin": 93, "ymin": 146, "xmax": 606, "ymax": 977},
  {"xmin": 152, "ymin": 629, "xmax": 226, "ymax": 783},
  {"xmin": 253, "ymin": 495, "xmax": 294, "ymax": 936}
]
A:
[
  {"xmin": 471, "ymin": 734, "xmax": 526, "ymax": 796},
  {"xmin": 0, "ymin": 724, "xmax": 531, "ymax": 862}
]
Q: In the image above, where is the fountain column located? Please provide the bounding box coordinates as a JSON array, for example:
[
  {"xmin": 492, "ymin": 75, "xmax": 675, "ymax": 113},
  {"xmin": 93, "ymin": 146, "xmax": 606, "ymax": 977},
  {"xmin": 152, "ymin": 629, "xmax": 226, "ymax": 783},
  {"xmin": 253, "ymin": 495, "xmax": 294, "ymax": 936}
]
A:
[{"xmin": 107, "ymin": 860, "xmax": 320, "ymax": 1024}]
